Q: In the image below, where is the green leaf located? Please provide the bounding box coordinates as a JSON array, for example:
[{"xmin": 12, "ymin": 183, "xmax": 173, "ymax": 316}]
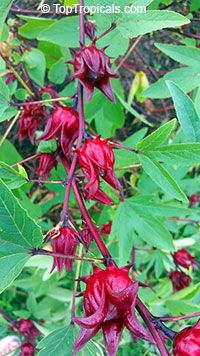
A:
[
  {"xmin": 0, "ymin": 0, "xmax": 14, "ymax": 37},
  {"xmin": 155, "ymin": 43, "xmax": 200, "ymax": 66},
  {"xmin": 24, "ymin": 49, "xmax": 46, "ymax": 87},
  {"xmin": 0, "ymin": 179, "xmax": 43, "ymax": 248},
  {"xmin": 48, "ymin": 58, "xmax": 67, "ymax": 85},
  {"xmin": 143, "ymin": 66, "xmax": 200, "ymax": 99},
  {"xmin": 37, "ymin": 139, "xmax": 57, "ymax": 153},
  {"xmin": 37, "ymin": 17, "xmax": 79, "ymax": 48},
  {"xmin": 143, "ymin": 143, "xmax": 200, "ymax": 166},
  {"xmin": 166, "ymin": 81, "xmax": 200, "ymax": 142},
  {"xmin": 119, "ymin": 10, "xmax": 189, "ymax": 38},
  {"xmin": 0, "ymin": 179, "xmax": 43, "ymax": 293},
  {"xmin": 18, "ymin": 16, "xmax": 55, "ymax": 39},
  {"xmin": 0, "ymin": 78, "xmax": 10, "ymax": 105},
  {"xmin": 139, "ymin": 155, "xmax": 188, "ymax": 202},
  {"xmin": 116, "ymin": 93, "xmax": 152, "ymax": 126},
  {"xmin": 38, "ymin": 325, "xmax": 75, "ymax": 356},
  {"xmin": 0, "ymin": 254, "xmax": 30, "ymax": 294},
  {"xmin": 111, "ymin": 201, "xmax": 174, "ymax": 252},
  {"xmin": 137, "ymin": 119, "xmax": 176, "ymax": 150},
  {"xmin": 0, "ymin": 161, "xmax": 27, "ymax": 189}
]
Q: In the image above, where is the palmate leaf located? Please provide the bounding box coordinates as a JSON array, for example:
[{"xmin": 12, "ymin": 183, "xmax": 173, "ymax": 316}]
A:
[
  {"xmin": 111, "ymin": 200, "xmax": 174, "ymax": 264},
  {"xmin": 0, "ymin": 179, "xmax": 43, "ymax": 293}
]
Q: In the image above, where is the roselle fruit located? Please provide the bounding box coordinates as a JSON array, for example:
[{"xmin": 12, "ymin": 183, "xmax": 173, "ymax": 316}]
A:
[
  {"xmin": 70, "ymin": 42, "xmax": 119, "ymax": 102},
  {"xmin": 39, "ymin": 106, "xmax": 79, "ymax": 155},
  {"xmin": 51, "ymin": 227, "xmax": 79, "ymax": 273},
  {"xmin": 36, "ymin": 153, "xmax": 57, "ymax": 180},
  {"xmin": 169, "ymin": 271, "xmax": 191, "ymax": 292},
  {"xmin": 18, "ymin": 104, "xmax": 45, "ymax": 144},
  {"xmin": 17, "ymin": 319, "xmax": 39, "ymax": 339},
  {"xmin": 78, "ymin": 136, "xmax": 122, "ymax": 204},
  {"xmin": 173, "ymin": 249, "xmax": 198, "ymax": 270},
  {"xmin": 20, "ymin": 343, "xmax": 35, "ymax": 356},
  {"xmin": 73, "ymin": 264, "xmax": 152, "ymax": 355},
  {"xmin": 173, "ymin": 320, "xmax": 200, "ymax": 355}
]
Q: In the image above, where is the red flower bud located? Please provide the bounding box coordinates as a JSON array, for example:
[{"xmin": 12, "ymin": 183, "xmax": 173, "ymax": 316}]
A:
[
  {"xmin": 100, "ymin": 221, "xmax": 112, "ymax": 235},
  {"xmin": 85, "ymin": 21, "xmax": 96, "ymax": 41},
  {"xmin": 70, "ymin": 42, "xmax": 119, "ymax": 102},
  {"xmin": 73, "ymin": 264, "xmax": 153, "ymax": 355},
  {"xmin": 78, "ymin": 136, "xmax": 122, "ymax": 204},
  {"xmin": 40, "ymin": 85, "xmax": 59, "ymax": 99},
  {"xmin": 17, "ymin": 319, "xmax": 39, "ymax": 339},
  {"xmin": 189, "ymin": 194, "xmax": 200, "ymax": 208},
  {"xmin": 36, "ymin": 153, "xmax": 57, "ymax": 180},
  {"xmin": 80, "ymin": 227, "xmax": 93, "ymax": 247},
  {"xmin": 169, "ymin": 271, "xmax": 191, "ymax": 292},
  {"xmin": 18, "ymin": 104, "xmax": 45, "ymax": 144},
  {"xmin": 5, "ymin": 73, "xmax": 16, "ymax": 84},
  {"xmin": 173, "ymin": 320, "xmax": 200, "ymax": 356},
  {"xmin": 173, "ymin": 249, "xmax": 198, "ymax": 270},
  {"xmin": 39, "ymin": 106, "xmax": 79, "ymax": 155},
  {"xmin": 20, "ymin": 343, "xmax": 35, "ymax": 356},
  {"xmin": 51, "ymin": 227, "xmax": 79, "ymax": 273}
]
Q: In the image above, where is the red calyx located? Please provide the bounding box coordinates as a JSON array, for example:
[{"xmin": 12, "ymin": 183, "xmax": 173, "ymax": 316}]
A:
[
  {"xmin": 189, "ymin": 194, "xmax": 200, "ymax": 208},
  {"xmin": 100, "ymin": 221, "xmax": 112, "ymax": 235},
  {"xmin": 173, "ymin": 320, "xmax": 200, "ymax": 356},
  {"xmin": 73, "ymin": 264, "xmax": 153, "ymax": 355},
  {"xmin": 80, "ymin": 227, "xmax": 93, "ymax": 247},
  {"xmin": 169, "ymin": 271, "xmax": 191, "ymax": 292},
  {"xmin": 70, "ymin": 42, "xmax": 119, "ymax": 102},
  {"xmin": 17, "ymin": 319, "xmax": 39, "ymax": 339},
  {"xmin": 51, "ymin": 226, "xmax": 79, "ymax": 273},
  {"xmin": 78, "ymin": 136, "xmax": 122, "ymax": 204},
  {"xmin": 39, "ymin": 106, "xmax": 79, "ymax": 155},
  {"xmin": 84, "ymin": 21, "xmax": 96, "ymax": 41},
  {"xmin": 36, "ymin": 153, "xmax": 57, "ymax": 180},
  {"xmin": 18, "ymin": 104, "xmax": 45, "ymax": 145},
  {"xmin": 173, "ymin": 249, "xmax": 198, "ymax": 270},
  {"xmin": 20, "ymin": 343, "xmax": 35, "ymax": 356}
]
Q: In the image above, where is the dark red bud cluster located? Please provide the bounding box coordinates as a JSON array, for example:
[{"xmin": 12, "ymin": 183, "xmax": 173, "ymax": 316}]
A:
[
  {"xmin": 80, "ymin": 227, "xmax": 93, "ymax": 247},
  {"xmin": 100, "ymin": 221, "xmax": 112, "ymax": 235},
  {"xmin": 78, "ymin": 136, "xmax": 122, "ymax": 204},
  {"xmin": 73, "ymin": 264, "xmax": 152, "ymax": 355},
  {"xmin": 173, "ymin": 249, "xmax": 198, "ymax": 270},
  {"xmin": 169, "ymin": 271, "xmax": 191, "ymax": 292},
  {"xmin": 17, "ymin": 319, "xmax": 39, "ymax": 339},
  {"xmin": 51, "ymin": 226, "xmax": 79, "ymax": 273},
  {"xmin": 20, "ymin": 343, "xmax": 35, "ymax": 356},
  {"xmin": 70, "ymin": 42, "xmax": 119, "ymax": 102},
  {"xmin": 36, "ymin": 153, "xmax": 57, "ymax": 180},
  {"xmin": 173, "ymin": 320, "xmax": 200, "ymax": 356},
  {"xmin": 5, "ymin": 73, "xmax": 16, "ymax": 84},
  {"xmin": 189, "ymin": 194, "xmax": 200, "ymax": 208},
  {"xmin": 18, "ymin": 104, "xmax": 45, "ymax": 145},
  {"xmin": 39, "ymin": 106, "xmax": 79, "ymax": 155}
]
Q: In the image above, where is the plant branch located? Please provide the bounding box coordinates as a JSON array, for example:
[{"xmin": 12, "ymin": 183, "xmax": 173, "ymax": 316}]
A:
[
  {"xmin": 115, "ymin": 35, "xmax": 143, "ymax": 72},
  {"xmin": 0, "ymin": 53, "xmax": 34, "ymax": 97},
  {"xmin": 34, "ymin": 248, "xmax": 104, "ymax": 264},
  {"xmin": 0, "ymin": 111, "xmax": 21, "ymax": 147},
  {"xmin": 158, "ymin": 312, "xmax": 200, "ymax": 322},
  {"xmin": 12, "ymin": 96, "xmax": 73, "ymax": 107},
  {"xmin": 71, "ymin": 244, "xmax": 84, "ymax": 320},
  {"xmin": 136, "ymin": 300, "xmax": 170, "ymax": 356},
  {"xmin": 61, "ymin": 0, "xmax": 85, "ymax": 225}
]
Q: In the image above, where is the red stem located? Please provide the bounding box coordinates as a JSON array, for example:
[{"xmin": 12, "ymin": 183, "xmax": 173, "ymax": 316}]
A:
[
  {"xmin": 136, "ymin": 300, "xmax": 170, "ymax": 356},
  {"xmin": 61, "ymin": 156, "xmax": 113, "ymax": 260},
  {"xmin": 159, "ymin": 312, "xmax": 200, "ymax": 322},
  {"xmin": 61, "ymin": 0, "xmax": 85, "ymax": 225}
]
